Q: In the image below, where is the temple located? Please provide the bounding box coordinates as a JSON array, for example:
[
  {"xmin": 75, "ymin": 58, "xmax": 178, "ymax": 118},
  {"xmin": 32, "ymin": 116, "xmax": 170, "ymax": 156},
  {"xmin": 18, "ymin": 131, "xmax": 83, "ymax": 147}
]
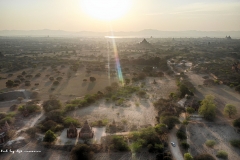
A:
[
  {"xmin": 67, "ymin": 123, "xmax": 78, "ymax": 138},
  {"xmin": 79, "ymin": 120, "xmax": 94, "ymax": 139},
  {"xmin": 137, "ymin": 38, "xmax": 152, "ymax": 49}
]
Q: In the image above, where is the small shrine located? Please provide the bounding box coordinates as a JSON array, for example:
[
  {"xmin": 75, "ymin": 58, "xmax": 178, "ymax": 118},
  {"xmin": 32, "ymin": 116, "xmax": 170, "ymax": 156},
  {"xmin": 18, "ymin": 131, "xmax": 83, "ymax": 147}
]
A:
[{"xmin": 67, "ymin": 123, "xmax": 78, "ymax": 138}]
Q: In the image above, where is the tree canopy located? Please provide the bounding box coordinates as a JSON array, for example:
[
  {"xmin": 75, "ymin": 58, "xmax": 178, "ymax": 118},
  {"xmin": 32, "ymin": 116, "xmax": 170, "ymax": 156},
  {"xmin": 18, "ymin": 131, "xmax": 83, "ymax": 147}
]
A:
[
  {"xmin": 198, "ymin": 95, "xmax": 216, "ymax": 121},
  {"xmin": 43, "ymin": 130, "xmax": 56, "ymax": 142},
  {"xmin": 184, "ymin": 153, "xmax": 193, "ymax": 160},
  {"xmin": 43, "ymin": 99, "xmax": 62, "ymax": 112},
  {"xmin": 224, "ymin": 104, "xmax": 237, "ymax": 118},
  {"xmin": 233, "ymin": 117, "xmax": 240, "ymax": 128},
  {"xmin": 71, "ymin": 144, "xmax": 93, "ymax": 160}
]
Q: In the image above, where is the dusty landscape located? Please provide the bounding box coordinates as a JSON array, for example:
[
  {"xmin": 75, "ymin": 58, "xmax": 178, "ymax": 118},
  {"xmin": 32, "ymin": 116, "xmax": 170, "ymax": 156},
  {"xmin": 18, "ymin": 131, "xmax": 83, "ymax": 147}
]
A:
[{"xmin": 0, "ymin": 36, "xmax": 240, "ymax": 160}]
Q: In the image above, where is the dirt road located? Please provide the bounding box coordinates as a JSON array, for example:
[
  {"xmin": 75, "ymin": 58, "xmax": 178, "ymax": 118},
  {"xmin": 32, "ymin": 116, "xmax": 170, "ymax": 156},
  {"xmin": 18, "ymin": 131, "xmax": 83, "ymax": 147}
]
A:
[{"xmin": 168, "ymin": 126, "xmax": 184, "ymax": 160}]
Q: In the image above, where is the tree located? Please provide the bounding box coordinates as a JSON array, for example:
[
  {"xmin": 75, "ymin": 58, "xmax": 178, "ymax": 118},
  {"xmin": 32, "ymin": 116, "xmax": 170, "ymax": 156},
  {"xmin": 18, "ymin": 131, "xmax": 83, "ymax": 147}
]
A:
[
  {"xmin": 43, "ymin": 130, "xmax": 56, "ymax": 142},
  {"xmin": 205, "ymin": 140, "xmax": 216, "ymax": 148},
  {"xmin": 71, "ymin": 144, "xmax": 93, "ymax": 160},
  {"xmin": 89, "ymin": 77, "xmax": 96, "ymax": 82},
  {"xmin": 181, "ymin": 141, "xmax": 190, "ymax": 150},
  {"xmin": 198, "ymin": 95, "xmax": 216, "ymax": 121},
  {"xmin": 6, "ymin": 80, "xmax": 14, "ymax": 88},
  {"xmin": 184, "ymin": 153, "xmax": 193, "ymax": 160},
  {"xmin": 235, "ymin": 85, "xmax": 240, "ymax": 93},
  {"xmin": 43, "ymin": 99, "xmax": 62, "ymax": 112},
  {"xmin": 154, "ymin": 124, "xmax": 168, "ymax": 135},
  {"xmin": 179, "ymin": 84, "xmax": 193, "ymax": 98},
  {"xmin": 53, "ymin": 81, "xmax": 60, "ymax": 85},
  {"xmin": 176, "ymin": 130, "xmax": 187, "ymax": 140},
  {"xmin": 224, "ymin": 104, "xmax": 237, "ymax": 118},
  {"xmin": 216, "ymin": 150, "xmax": 228, "ymax": 159},
  {"xmin": 161, "ymin": 116, "xmax": 180, "ymax": 129},
  {"xmin": 233, "ymin": 118, "xmax": 240, "ymax": 128},
  {"xmin": 22, "ymin": 71, "xmax": 26, "ymax": 75},
  {"xmin": 186, "ymin": 107, "xmax": 195, "ymax": 114},
  {"xmin": 230, "ymin": 139, "xmax": 240, "ymax": 148}
]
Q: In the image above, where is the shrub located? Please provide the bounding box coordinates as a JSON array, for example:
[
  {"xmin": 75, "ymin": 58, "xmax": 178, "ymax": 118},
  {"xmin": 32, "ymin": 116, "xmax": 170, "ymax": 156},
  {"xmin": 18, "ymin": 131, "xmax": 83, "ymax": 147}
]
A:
[
  {"xmin": 14, "ymin": 80, "xmax": 21, "ymax": 84},
  {"xmin": 13, "ymin": 83, "xmax": 19, "ymax": 87},
  {"xmin": 25, "ymin": 81, "xmax": 31, "ymax": 86},
  {"xmin": 35, "ymin": 73, "xmax": 41, "ymax": 77},
  {"xmin": 63, "ymin": 117, "xmax": 80, "ymax": 127},
  {"xmin": 181, "ymin": 141, "xmax": 190, "ymax": 150},
  {"xmin": 184, "ymin": 153, "xmax": 193, "ymax": 160},
  {"xmin": 176, "ymin": 130, "xmax": 187, "ymax": 140},
  {"xmin": 71, "ymin": 144, "xmax": 93, "ymax": 160},
  {"xmin": 110, "ymin": 135, "xmax": 130, "ymax": 151},
  {"xmin": 49, "ymin": 77, "xmax": 54, "ymax": 81},
  {"xmin": 131, "ymin": 141, "xmax": 143, "ymax": 152},
  {"xmin": 6, "ymin": 80, "xmax": 14, "ymax": 87},
  {"xmin": 43, "ymin": 130, "xmax": 56, "ymax": 142},
  {"xmin": 205, "ymin": 140, "xmax": 216, "ymax": 148},
  {"xmin": 56, "ymin": 77, "xmax": 63, "ymax": 81},
  {"xmin": 161, "ymin": 116, "xmax": 180, "ymax": 130},
  {"xmin": 230, "ymin": 139, "xmax": 240, "ymax": 148},
  {"xmin": 224, "ymin": 104, "xmax": 237, "ymax": 118},
  {"xmin": 89, "ymin": 77, "xmax": 96, "ymax": 82},
  {"xmin": 22, "ymin": 71, "xmax": 26, "ymax": 75},
  {"xmin": 43, "ymin": 99, "xmax": 62, "ymax": 112},
  {"xmin": 53, "ymin": 81, "xmax": 60, "ymax": 85},
  {"xmin": 216, "ymin": 150, "xmax": 228, "ymax": 159},
  {"xmin": 46, "ymin": 109, "xmax": 64, "ymax": 123},
  {"xmin": 25, "ymin": 74, "xmax": 33, "ymax": 78},
  {"xmin": 233, "ymin": 117, "xmax": 240, "ymax": 128},
  {"xmin": 65, "ymin": 104, "xmax": 77, "ymax": 112},
  {"xmin": 235, "ymin": 85, "xmax": 240, "ymax": 93},
  {"xmin": 116, "ymin": 98, "xmax": 124, "ymax": 106}
]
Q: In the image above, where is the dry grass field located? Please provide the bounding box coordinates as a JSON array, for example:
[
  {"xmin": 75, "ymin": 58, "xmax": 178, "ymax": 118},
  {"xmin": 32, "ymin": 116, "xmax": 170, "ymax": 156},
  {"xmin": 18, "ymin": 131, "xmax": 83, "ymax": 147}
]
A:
[
  {"xmin": 188, "ymin": 121, "xmax": 240, "ymax": 160},
  {"xmin": 0, "ymin": 65, "xmax": 118, "ymax": 104},
  {"xmin": 186, "ymin": 71, "xmax": 240, "ymax": 159},
  {"xmin": 66, "ymin": 76, "xmax": 177, "ymax": 129}
]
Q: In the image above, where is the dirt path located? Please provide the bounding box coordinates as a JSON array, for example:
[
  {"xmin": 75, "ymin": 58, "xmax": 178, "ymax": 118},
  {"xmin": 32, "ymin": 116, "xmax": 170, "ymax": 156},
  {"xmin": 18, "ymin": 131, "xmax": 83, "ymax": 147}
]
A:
[{"xmin": 168, "ymin": 126, "xmax": 184, "ymax": 160}]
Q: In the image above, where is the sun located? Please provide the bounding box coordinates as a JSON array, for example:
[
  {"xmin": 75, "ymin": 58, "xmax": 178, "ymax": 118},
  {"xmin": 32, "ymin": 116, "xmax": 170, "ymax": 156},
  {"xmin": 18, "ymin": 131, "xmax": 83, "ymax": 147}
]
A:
[{"xmin": 81, "ymin": 0, "xmax": 132, "ymax": 21}]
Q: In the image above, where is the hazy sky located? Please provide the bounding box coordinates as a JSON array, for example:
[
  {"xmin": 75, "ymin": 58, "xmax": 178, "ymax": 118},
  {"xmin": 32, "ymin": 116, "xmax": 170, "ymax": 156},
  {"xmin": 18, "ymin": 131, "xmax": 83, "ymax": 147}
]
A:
[{"xmin": 0, "ymin": 0, "xmax": 240, "ymax": 31}]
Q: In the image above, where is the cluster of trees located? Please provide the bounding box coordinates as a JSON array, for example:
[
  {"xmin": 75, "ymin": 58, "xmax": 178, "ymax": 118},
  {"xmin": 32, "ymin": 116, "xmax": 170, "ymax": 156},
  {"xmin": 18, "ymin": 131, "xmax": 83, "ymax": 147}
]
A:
[
  {"xmin": 70, "ymin": 144, "xmax": 94, "ymax": 160},
  {"xmin": 37, "ymin": 98, "xmax": 82, "ymax": 135},
  {"xmin": 129, "ymin": 127, "xmax": 165, "ymax": 153},
  {"xmin": 18, "ymin": 102, "xmax": 40, "ymax": 115},
  {"xmin": 198, "ymin": 95, "xmax": 237, "ymax": 121},
  {"xmin": 0, "ymin": 112, "xmax": 16, "ymax": 125},
  {"xmin": 154, "ymin": 98, "xmax": 183, "ymax": 129},
  {"xmin": 177, "ymin": 79, "xmax": 194, "ymax": 98},
  {"xmin": 193, "ymin": 59, "xmax": 240, "ymax": 92},
  {"xmin": 198, "ymin": 95, "xmax": 216, "ymax": 121},
  {"xmin": 105, "ymin": 85, "xmax": 140, "ymax": 102}
]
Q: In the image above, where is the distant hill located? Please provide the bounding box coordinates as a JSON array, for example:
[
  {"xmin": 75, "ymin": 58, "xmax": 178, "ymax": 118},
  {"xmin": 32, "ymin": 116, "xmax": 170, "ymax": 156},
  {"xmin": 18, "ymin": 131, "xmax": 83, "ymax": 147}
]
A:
[{"xmin": 0, "ymin": 29, "xmax": 240, "ymax": 38}]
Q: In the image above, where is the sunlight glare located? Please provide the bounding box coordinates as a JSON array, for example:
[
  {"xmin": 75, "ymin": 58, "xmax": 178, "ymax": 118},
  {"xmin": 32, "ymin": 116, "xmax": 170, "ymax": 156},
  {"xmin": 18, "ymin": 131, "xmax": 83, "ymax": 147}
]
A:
[{"xmin": 81, "ymin": 0, "xmax": 132, "ymax": 21}]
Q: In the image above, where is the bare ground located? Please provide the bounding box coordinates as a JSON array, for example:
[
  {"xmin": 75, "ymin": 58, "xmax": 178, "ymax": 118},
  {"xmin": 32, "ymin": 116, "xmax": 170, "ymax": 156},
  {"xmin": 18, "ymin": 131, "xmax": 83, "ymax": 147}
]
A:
[{"xmin": 66, "ymin": 76, "xmax": 177, "ymax": 129}]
